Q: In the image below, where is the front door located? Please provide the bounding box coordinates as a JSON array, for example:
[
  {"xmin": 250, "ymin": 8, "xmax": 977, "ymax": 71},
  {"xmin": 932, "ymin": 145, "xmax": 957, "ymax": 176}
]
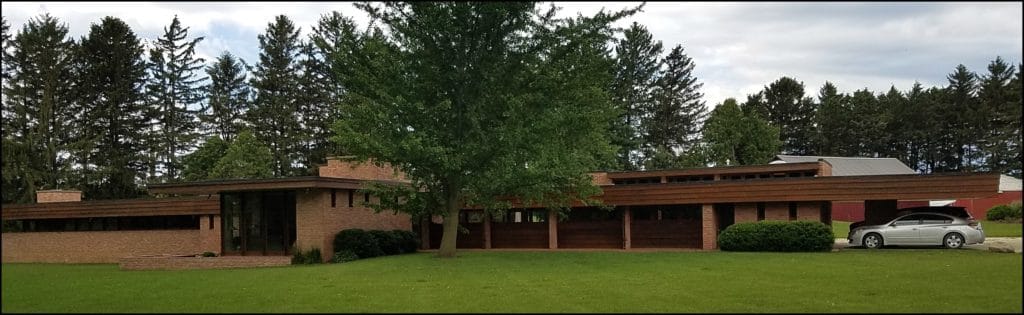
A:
[{"xmin": 221, "ymin": 191, "xmax": 296, "ymax": 255}]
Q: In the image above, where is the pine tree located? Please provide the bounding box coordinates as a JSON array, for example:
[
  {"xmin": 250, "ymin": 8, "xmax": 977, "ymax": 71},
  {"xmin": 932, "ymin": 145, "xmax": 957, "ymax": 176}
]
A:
[
  {"xmin": 73, "ymin": 16, "xmax": 150, "ymax": 199},
  {"xmin": 887, "ymin": 82, "xmax": 929, "ymax": 172},
  {"xmin": 941, "ymin": 64, "xmax": 979, "ymax": 172},
  {"xmin": 848, "ymin": 88, "xmax": 887, "ymax": 157},
  {"xmin": 977, "ymin": 57, "xmax": 1018, "ymax": 174},
  {"xmin": 144, "ymin": 15, "xmax": 206, "ymax": 183},
  {"xmin": 1, "ymin": 14, "xmax": 77, "ymax": 203},
  {"xmin": 296, "ymin": 41, "xmax": 337, "ymax": 174},
  {"xmin": 247, "ymin": 15, "xmax": 304, "ymax": 177},
  {"xmin": 610, "ymin": 22, "xmax": 663, "ymax": 170},
  {"xmin": 201, "ymin": 51, "xmax": 251, "ymax": 143},
  {"xmin": 641, "ymin": 44, "xmax": 706, "ymax": 170},
  {"xmin": 1006, "ymin": 64, "xmax": 1023, "ymax": 177},
  {"xmin": 813, "ymin": 82, "xmax": 855, "ymax": 156},
  {"xmin": 744, "ymin": 77, "xmax": 818, "ymax": 155}
]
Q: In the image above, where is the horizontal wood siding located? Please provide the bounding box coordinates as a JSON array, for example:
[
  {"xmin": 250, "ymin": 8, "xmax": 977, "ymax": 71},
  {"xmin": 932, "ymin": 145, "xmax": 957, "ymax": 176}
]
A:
[
  {"xmin": 428, "ymin": 223, "xmax": 484, "ymax": 249},
  {"xmin": 2, "ymin": 197, "xmax": 220, "ymax": 220},
  {"xmin": 630, "ymin": 218, "xmax": 701, "ymax": 248},
  {"xmin": 490, "ymin": 223, "xmax": 548, "ymax": 248},
  {"xmin": 558, "ymin": 221, "xmax": 623, "ymax": 248}
]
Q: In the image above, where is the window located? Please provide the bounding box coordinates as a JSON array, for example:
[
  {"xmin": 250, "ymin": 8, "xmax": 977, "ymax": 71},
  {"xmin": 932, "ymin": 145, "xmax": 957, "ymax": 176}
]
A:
[
  {"xmin": 788, "ymin": 202, "xmax": 797, "ymax": 220},
  {"xmin": 756, "ymin": 203, "xmax": 765, "ymax": 221},
  {"xmin": 331, "ymin": 189, "xmax": 337, "ymax": 208},
  {"xmin": 893, "ymin": 214, "xmax": 923, "ymax": 226},
  {"xmin": 8, "ymin": 215, "xmax": 200, "ymax": 232},
  {"xmin": 493, "ymin": 209, "xmax": 547, "ymax": 223},
  {"xmin": 364, "ymin": 192, "xmax": 370, "ymax": 203},
  {"xmin": 348, "ymin": 190, "xmax": 354, "ymax": 207},
  {"xmin": 920, "ymin": 214, "xmax": 953, "ymax": 225}
]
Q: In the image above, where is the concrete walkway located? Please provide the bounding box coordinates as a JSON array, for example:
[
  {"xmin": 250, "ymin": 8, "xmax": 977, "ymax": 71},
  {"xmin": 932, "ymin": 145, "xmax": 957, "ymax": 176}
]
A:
[{"xmin": 835, "ymin": 237, "xmax": 1022, "ymax": 253}]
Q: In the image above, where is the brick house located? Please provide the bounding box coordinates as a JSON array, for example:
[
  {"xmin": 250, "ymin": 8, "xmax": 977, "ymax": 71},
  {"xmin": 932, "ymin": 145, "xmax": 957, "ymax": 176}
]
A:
[{"xmin": 1, "ymin": 157, "xmax": 999, "ymax": 263}]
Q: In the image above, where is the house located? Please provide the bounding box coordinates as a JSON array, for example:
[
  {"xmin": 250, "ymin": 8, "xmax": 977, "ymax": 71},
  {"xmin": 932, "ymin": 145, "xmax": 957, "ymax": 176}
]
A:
[
  {"xmin": 1, "ymin": 156, "xmax": 999, "ymax": 264},
  {"xmin": 771, "ymin": 155, "xmax": 929, "ymax": 222}
]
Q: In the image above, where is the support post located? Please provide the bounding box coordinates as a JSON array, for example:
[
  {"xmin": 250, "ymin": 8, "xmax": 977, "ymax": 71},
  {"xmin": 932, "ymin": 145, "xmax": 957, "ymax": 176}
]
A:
[
  {"xmin": 483, "ymin": 212, "xmax": 492, "ymax": 249},
  {"xmin": 623, "ymin": 206, "xmax": 632, "ymax": 249},
  {"xmin": 702, "ymin": 204, "xmax": 717, "ymax": 250},
  {"xmin": 548, "ymin": 210, "xmax": 558, "ymax": 249},
  {"xmin": 420, "ymin": 217, "xmax": 431, "ymax": 250}
]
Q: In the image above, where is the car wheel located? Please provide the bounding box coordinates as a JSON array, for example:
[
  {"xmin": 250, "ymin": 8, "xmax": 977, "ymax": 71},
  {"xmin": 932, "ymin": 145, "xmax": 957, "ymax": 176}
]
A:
[
  {"xmin": 943, "ymin": 233, "xmax": 965, "ymax": 249},
  {"xmin": 863, "ymin": 233, "xmax": 883, "ymax": 249}
]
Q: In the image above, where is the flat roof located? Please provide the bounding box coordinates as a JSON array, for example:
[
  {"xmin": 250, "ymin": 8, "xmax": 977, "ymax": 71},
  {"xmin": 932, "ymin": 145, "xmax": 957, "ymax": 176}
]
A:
[
  {"xmin": 604, "ymin": 162, "xmax": 822, "ymax": 180},
  {"xmin": 146, "ymin": 176, "xmax": 409, "ymax": 195}
]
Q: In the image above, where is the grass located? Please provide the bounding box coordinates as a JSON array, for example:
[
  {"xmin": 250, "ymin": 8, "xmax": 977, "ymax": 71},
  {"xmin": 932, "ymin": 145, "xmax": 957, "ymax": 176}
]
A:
[
  {"xmin": 2, "ymin": 250, "xmax": 1021, "ymax": 313},
  {"xmin": 833, "ymin": 220, "xmax": 1022, "ymax": 238}
]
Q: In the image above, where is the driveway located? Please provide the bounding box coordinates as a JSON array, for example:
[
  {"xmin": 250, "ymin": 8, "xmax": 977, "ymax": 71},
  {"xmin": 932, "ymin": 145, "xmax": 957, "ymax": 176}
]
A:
[{"xmin": 834, "ymin": 237, "xmax": 1022, "ymax": 253}]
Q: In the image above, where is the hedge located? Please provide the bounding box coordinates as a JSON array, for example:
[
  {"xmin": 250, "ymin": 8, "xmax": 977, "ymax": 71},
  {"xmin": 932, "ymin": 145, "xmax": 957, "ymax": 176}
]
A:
[
  {"xmin": 718, "ymin": 220, "xmax": 834, "ymax": 252},
  {"xmin": 986, "ymin": 202, "xmax": 1022, "ymax": 222},
  {"xmin": 332, "ymin": 229, "xmax": 419, "ymax": 262}
]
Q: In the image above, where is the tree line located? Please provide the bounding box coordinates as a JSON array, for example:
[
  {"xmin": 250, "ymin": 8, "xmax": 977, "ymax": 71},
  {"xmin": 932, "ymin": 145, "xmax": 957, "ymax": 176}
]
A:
[{"xmin": 2, "ymin": 8, "xmax": 1020, "ymax": 204}]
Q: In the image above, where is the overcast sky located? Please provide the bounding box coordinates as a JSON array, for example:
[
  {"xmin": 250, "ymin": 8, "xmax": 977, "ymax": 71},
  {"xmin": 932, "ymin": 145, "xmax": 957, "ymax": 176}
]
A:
[{"xmin": 3, "ymin": 1, "xmax": 1021, "ymax": 107}]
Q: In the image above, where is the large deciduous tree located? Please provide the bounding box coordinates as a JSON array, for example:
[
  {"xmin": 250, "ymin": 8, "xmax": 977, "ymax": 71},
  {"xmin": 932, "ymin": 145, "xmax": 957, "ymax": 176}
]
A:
[
  {"xmin": 332, "ymin": 2, "xmax": 632, "ymax": 258},
  {"xmin": 703, "ymin": 98, "xmax": 780, "ymax": 166},
  {"xmin": 210, "ymin": 130, "xmax": 275, "ymax": 180}
]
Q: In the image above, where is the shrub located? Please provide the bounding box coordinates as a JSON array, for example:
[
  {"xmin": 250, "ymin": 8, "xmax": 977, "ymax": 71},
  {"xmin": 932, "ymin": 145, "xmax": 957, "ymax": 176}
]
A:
[
  {"xmin": 333, "ymin": 229, "xmax": 383, "ymax": 259},
  {"xmin": 986, "ymin": 202, "xmax": 1022, "ymax": 222},
  {"xmin": 369, "ymin": 230, "xmax": 402, "ymax": 255},
  {"xmin": 291, "ymin": 248, "xmax": 322, "ymax": 264},
  {"xmin": 718, "ymin": 220, "xmax": 834, "ymax": 252},
  {"xmin": 201, "ymin": 251, "xmax": 217, "ymax": 257},
  {"xmin": 392, "ymin": 229, "xmax": 420, "ymax": 254},
  {"xmin": 332, "ymin": 250, "xmax": 359, "ymax": 263}
]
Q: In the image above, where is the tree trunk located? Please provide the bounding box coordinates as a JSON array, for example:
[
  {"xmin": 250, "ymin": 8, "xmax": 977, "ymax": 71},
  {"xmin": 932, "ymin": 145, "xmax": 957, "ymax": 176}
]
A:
[{"xmin": 437, "ymin": 188, "xmax": 461, "ymax": 258}]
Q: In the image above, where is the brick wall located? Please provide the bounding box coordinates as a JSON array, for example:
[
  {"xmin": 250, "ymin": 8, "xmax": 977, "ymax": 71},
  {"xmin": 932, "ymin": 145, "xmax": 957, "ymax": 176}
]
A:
[
  {"xmin": 295, "ymin": 189, "xmax": 412, "ymax": 262},
  {"xmin": 765, "ymin": 202, "xmax": 789, "ymax": 221},
  {"xmin": 318, "ymin": 157, "xmax": 406, "ymax": 181},
  {"xmin": 2, "ymin": 230, "xmax": 201, "ymax": 263},
  {"xmin": 701, "ymin": 204, "xmax": 716, "ymax": 250},
  {"xmin": 35, "ymin": 190, "xmax": 81, "ymax": 203},
  {"xmin": 797, "ymin": 201, "xmax": 822, "ymax": 221},
  {"xmin": 735, "ymin": 203, "xmax": 757, "ymax": 223},
  {"xmin": 198, "ymin": 215, "xmax": 222, "ymax": 254},
  {"xmin": 119, "ymin": 255, "xmax": 291, "ymax": 271}
]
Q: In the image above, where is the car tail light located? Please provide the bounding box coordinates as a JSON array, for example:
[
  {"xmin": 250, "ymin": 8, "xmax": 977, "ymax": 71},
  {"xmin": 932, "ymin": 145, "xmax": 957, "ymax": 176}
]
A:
[{"xmin": 968, "ymin": 220, "xmax": 982, "ymax": 230}]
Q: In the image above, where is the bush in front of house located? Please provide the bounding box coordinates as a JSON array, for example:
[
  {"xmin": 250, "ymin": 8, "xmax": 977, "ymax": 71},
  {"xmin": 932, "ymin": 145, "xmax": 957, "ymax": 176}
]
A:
[
  {"xmin": 333, "ymin": 229, "xmax": 384, "ymax": 259},
  {"xmin": 332, "ymin": 229, "xmax": 419, "ymax": 263},
  {"xmin": 291, "ymin": 248, "xmax": 322, "ymax": 264},
  {"xmin": 369, "ymin": 230, "xmax": 402, "ymax": 255},
  {"xmin": 392, "ymin": 229, "xmax": 420, "ymax": 253},
  {"xmin": 718, "ymin": 220, "xmax": 834, "ymax": 252},
  {"xmin": 986, "ymin": 202, "xmax": 1022, "ymax": 222}
]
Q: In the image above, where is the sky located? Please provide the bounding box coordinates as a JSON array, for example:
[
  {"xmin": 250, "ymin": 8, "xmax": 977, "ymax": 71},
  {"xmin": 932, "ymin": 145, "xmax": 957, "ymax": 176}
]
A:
[{"xmin": 3, "ymin": 1, "xmax": 1022, "ymax": 107}]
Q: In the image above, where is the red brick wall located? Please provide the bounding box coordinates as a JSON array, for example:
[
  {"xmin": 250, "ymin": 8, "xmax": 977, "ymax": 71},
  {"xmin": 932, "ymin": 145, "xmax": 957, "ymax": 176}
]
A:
[
  {"xmin": 701, "ymin": 204, "xmax": 716, "ymax": 250},
  {"xmin": 765, "ymin": 202, "xmax": 789, "ymax": 221},
  {"xmin": 35, "ymin": 190, "xmax": 81, "ymax": 203},
  {"xmin": 2, "ymin": 230, "xmax": 201, "ymax": 263},
  {"xmin": 119, "ymin": 256, "xmax": 291, "ymax": 271},
  {"xmin": 735, "ymin": 203, "xmax": 757, "ymax": 223},
  {"xmin": 796, "ymin": 202, "xmax": 821, "ymax": 221},
  {"xmin": 295, "ymin": 189, "xmax": 412, "ymax": 261},
  {"xmin": 198, "ymin": 215, "xmax": 221, "ymax": 254},
  {"xmin": 318, "ymin": 158, "xmax": 406, "ymax": 181}
]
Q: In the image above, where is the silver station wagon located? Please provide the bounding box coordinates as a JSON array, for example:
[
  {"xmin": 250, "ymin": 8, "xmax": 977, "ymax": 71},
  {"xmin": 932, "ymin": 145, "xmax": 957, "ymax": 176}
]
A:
[{"xmin": 848, "ymin": 212, "xmax": 986, "ymax": 249}]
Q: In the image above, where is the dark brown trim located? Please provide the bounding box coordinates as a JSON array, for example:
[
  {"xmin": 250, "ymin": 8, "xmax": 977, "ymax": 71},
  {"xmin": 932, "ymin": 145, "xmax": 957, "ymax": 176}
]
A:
[
  {"xmin": 2, "ymin": 196, "xmax": 219, "ymax": 220},
  {"xmin": 605, "ymin": 162, "xmax": 822, "ymax": 180},
  {"xmin": 146, "ymin": 176, "xmax": 409, "ymax": 195}
]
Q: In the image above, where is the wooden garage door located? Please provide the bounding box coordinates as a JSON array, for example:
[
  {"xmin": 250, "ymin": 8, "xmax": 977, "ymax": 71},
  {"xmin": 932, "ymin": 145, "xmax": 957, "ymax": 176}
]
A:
[
  {"xmin": 491, "ymin": 209, "xmax": 549, "ymax": 248},
  {"xmin": 558, "ymin": 207, "xmax": 623, "ymax": 248},
  {"xmin": 630, "ymin": 205, "xmax": 702, "ymax": 248}
]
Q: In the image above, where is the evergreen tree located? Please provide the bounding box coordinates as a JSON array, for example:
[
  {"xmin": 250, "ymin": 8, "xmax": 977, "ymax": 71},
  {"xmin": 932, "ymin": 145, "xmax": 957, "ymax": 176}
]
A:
[
  {"xmin": 296, "ymin": 41, "xmax": 337, "ymax": 174},
  {"xmin": 247, "ymin": 15, "xmax": 304, "ymax": 177},
  {"xmin": 201, "ymin": 51, "xmax": 250, "ymax": 143},
  {"xmin": 977, "ymin": 57, "xmax": 1018, "ymax": 175},
  {"xmin": 610, "ymin": 22, "xmax": 662, "ymax": 170},
  {"xmin": 1, "ymin": 14, "xmax": 77, "ymax": 203},
  {"xmin": 210, "ymin": 130, "xmax": 275, "ymax": 179},
  {"xmin": 848, "ymin": 88, "xmax": 887, "ymax": 157},
  {"xmin": 703, "ymin": 98, "xmax": 781, "ymax": 166},
  {"xmin": 72, "ymin": 16, "xmax": 150, "ymax": 199},
  {"xmin": 813, "ymin": 82, "xmax": 855, "ymax": 156},
  {"xmin": 145, "ymin": 15, "xmax": 206, "ymax": 182},
  {"xmin": 887, "ymin": 82, "xmax": 930, "ymax": 172},
  {"xmin": 180, "ymin": 136, "xmax": 229, "ymax": 181},
  {"xmin": 641, "ymin": 44, "xmax": 706, "ymax": 170},
  {"xmin": 744, "ymin": 77, "xmax": 818, "ymax": 155},
  {"xmin": 1007, "ymin": 64, "xmax": 1023, "ymax": 177},
  {"xmin": 941, "ymin": 64, "xmax": 979, "ymax": 172}
]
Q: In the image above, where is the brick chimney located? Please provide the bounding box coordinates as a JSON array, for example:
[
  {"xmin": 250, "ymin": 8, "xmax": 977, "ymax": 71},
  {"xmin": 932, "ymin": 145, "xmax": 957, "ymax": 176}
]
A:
[
  {"xmin": 318, "ymin": 156, "xmax": 407, "ymax": 181},
  {"xmin": 36, "ymin": 190, "xmax": 82, "ymax": 203}
]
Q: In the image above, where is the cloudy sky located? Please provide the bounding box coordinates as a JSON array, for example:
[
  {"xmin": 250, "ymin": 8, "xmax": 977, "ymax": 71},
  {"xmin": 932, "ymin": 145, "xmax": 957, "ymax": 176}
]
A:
[{"xmin": 3, "ymin": 1, "xmax": 1021, "ymax": 106}]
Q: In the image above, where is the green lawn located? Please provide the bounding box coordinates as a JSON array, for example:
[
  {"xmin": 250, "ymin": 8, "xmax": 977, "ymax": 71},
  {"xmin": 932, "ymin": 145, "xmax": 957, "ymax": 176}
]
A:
[
  {"xmin": 833, "ymin": 220, "xmax": 1022, "ymax": 238},
  {"xmin": 3, "ymin": 251, "xmax": 1021, "ymax": 313}
]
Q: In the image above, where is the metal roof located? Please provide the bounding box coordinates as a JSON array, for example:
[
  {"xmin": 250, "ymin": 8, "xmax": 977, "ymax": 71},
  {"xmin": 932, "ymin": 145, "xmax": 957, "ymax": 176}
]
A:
[
  {"xmin": 773, "ymin": 155, "xmax": 917, "ymax": 176},
  {"xmin": 1000, "ymin": 175, "xmax": 1022, "ymax": 192}
]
